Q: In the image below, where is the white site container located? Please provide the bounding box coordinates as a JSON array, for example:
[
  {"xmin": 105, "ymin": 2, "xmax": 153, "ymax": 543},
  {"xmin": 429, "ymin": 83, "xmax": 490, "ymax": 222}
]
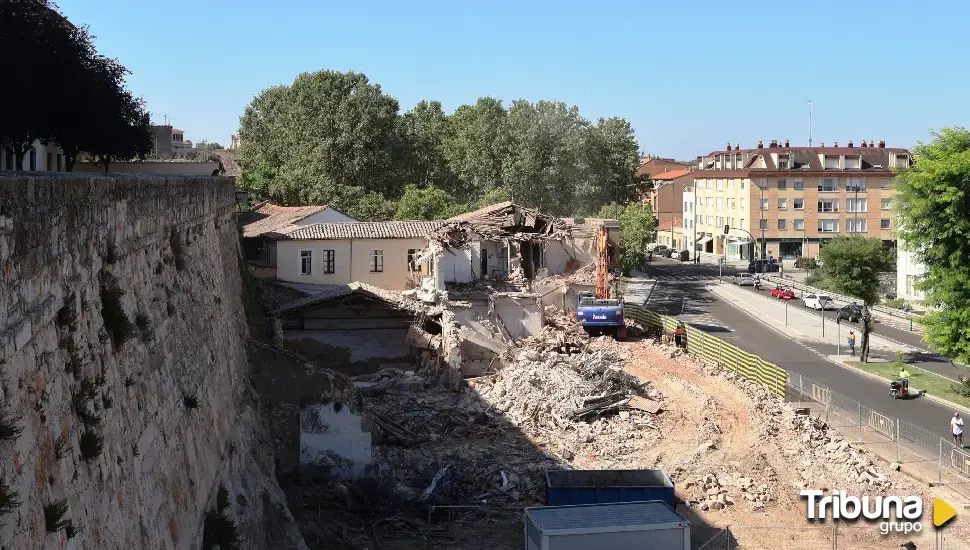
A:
[{"xmin": 523, "ymin": 500, "xmax": 690, "ymax": 550}]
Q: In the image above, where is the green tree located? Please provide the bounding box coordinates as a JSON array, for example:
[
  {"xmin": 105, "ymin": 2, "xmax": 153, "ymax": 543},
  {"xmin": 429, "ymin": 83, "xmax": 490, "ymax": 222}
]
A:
[
  {"xmin": 474, "ymin": 187, "xmax": 511, "ymax": 209},
  {"xmin": 394, "ymin": 185, "xmax": 464, "ymax": 220},
  {"xmin": 399, "ymin": 101, "xmax": 460, "ymax": 194},
  {"xmin": 345, "ymin": 191, "xmax": 397, "ymax": 222},
  {"xmin": 619, "ymin": 203, "xmax": 656, "ymax": 273},
  {"xmin": 894, "ymin": 127, "xmax": 970, "ymax": 364},
  {"xmin": 502, "ymin": 100, "xmax": 587, "ymax": 215},
  {"xmin": 237, "ymin": 71, "xmax": 405, "ymax": 212},
  {"xmin": 196, "ymin": 141, "xmax": 224, "ymax": 151},
  {"xmin": 818, "ymin": 236, "xmax": 894, "ymax": 362},
  {"xmin": 575, "ymin": 117, "xmax": 641, "ymax": 214},
  {"xmin": 595, "ymin": 202, "xmax": 624, "ymax": 220},
  {"xmin": 442, "ymin": 97, "xmax": 509, "ymax": 203}
]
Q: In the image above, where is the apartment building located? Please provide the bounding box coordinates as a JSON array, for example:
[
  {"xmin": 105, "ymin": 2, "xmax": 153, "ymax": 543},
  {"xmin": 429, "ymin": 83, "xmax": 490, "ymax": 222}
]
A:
[
  {"xmin": 644, "ymin": 169, "xmax": 692, "ymax": 246},
  {"xmin": 687, "ymin": 140, "xmax": 909, "ymax": 261}
]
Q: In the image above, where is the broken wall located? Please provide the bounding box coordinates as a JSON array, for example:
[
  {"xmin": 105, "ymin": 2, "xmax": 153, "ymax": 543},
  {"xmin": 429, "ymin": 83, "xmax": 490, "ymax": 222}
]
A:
[
  {"xmin": 493, "ymin": 295, "xmax": 543, "ymax": 339},
  {"xmin": 0, "ymin": 174, "xmax": 303, "ymax": 549},
  {"xmin": 480, "ymin": 240, "xmax": 509, "ymax": 278},
  {"xmin": 440, "ymin": 243, "xmax": 481, "ymax": 283},
  {"xmin": 545, "ymin": 238, "xmax": 596, "ymax": 274}
]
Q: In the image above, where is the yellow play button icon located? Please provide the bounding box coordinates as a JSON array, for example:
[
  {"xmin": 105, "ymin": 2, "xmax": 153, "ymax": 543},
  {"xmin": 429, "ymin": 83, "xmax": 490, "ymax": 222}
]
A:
[{"xmin": 934, "ymin": 498, "xmax": 956, "ymax": 527}]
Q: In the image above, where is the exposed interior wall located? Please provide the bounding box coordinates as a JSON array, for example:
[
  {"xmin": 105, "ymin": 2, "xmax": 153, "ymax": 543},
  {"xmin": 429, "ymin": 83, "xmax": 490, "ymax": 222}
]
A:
[
  {"xmin": 493, "ymin": 295, "xmax": 542, "ymax": 339},
  {"xmin": 545, "ymin": 238, "xmax": 595, "ymax": 274},
  {"xmin": 281, "ymin": 295, "xmax": 416, "ymax": 375},
  {"xmin": 0, "ymin": 174, "xmax": 303, "ymax": 548},
  {"xmin": 480, "ymin": 240, "xmax": 509, "ymax": 278},
  {"xmin": 440, "ymin": 242, "xmax": 480, "ymax": 283}
]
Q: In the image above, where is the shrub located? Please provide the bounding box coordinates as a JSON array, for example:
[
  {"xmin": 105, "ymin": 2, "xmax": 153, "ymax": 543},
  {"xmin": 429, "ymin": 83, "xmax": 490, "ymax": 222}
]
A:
[
  {"xmin": 79, "ymin": 430, "xmax": 104, "ymax": 461},
  {"xmin": 54, "ymin": 435, "xmax": 70, "ymax": 459},
  {"xmin": 883, "ymin": 298, "xmax": 906, "ymax": 309},
  {"xmin": 203, "ymin": 484, "xmax": 239, "ymax": 550},
  {"xmin": 0, "ymin": 478, "xmax": 21, "ymax": 516},
  {"xmin": 953, "ymin": 380, "xmax": 970, "ymax": 398},
  {"xmin": 184, "ymin": 394, "xmax": 199, "ymax": 409},
  {"xmin": 100, "ymin": 284, "xmax": 135, "ymax": 349},
  {"xmin": 135, "ymin": 313, "xmax": 152, "ymax": 343},
  {"xmin": 44, "ymin": 500, "xmax": 70, "ymax": 532},
  {"xmin": 804, "ymin": 271, "xmax": 828, "ymax": 289},
  {"xmin": 794, "ymin": 256, "xmax": 819, "ymax": 270},
  {"xmin": 0, "ymin": 407, "xmax": 23, "ymax": 441}
]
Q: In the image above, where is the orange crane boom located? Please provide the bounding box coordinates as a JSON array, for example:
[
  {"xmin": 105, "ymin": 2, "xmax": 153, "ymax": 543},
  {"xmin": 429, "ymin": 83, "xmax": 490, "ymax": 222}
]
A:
[{"xmin": 595, "ymin": 225, "xmax": 610, "ymax": 299}]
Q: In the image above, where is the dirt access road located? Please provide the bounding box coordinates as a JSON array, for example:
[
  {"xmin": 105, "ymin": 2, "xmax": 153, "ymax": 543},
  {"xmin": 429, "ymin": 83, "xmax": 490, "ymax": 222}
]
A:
[{"xmin": 616, "ymin": 337, "xmax": 969, "ymax": 549}]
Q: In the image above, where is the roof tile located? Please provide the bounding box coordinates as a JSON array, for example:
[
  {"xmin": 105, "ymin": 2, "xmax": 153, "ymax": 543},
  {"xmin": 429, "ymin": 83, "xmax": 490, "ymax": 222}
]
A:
[
  {"xmin": 240, "ymin": 202, "xmax": 328, "ymax": 238},
  {"xmin": 282, "ymin": 221, "xmax": 448, "ymax": 240}
]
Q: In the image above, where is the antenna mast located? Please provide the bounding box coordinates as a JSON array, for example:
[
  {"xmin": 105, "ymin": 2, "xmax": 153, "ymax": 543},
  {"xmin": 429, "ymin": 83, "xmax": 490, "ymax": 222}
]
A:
[{"xmin": 808, "ymin": 100, "xmax": 813, "ymax": 147}]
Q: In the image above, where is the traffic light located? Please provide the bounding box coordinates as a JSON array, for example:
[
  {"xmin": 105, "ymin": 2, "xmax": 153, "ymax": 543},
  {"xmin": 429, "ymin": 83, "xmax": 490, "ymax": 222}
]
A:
[{"xmin": 723, "ymin": 224, "xmax": 730, "ymax": 235}]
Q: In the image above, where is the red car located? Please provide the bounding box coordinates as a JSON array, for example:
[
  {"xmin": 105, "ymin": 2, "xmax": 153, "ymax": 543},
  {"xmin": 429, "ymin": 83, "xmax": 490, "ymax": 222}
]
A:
[{"xmin": 771, "ymin": 286, "xmax": 795, "ymax": 300}]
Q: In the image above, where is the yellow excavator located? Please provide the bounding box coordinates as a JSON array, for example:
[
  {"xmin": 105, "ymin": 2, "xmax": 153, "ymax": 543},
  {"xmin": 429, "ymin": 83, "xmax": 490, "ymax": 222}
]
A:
[{"xmin": 576, "ymin": 225, "xmax": 627, "ymax": 339}]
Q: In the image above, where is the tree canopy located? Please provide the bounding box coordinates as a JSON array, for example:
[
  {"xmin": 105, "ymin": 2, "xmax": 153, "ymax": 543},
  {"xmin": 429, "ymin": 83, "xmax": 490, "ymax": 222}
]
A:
[
  {"xmin": 619, "ymin": 203, "xmax": 657, "ymax": 273},
  {"xmin": 394, "ymin": 185, "xmax": 463, "ymax": 221},
  {"xmin": 237, "ymin": 70, "xmax": 642, "ymax": 219},
  {"xmin": 0, "ymin": 0, "xmax": 151, "ymax": 170},
  {"xmin": 894, "ymin": 127, "xmax": 970, "ymax": 362},
  {"xmin": 818, "ymin": 236, "xmax": 894, "ymax": 305}
]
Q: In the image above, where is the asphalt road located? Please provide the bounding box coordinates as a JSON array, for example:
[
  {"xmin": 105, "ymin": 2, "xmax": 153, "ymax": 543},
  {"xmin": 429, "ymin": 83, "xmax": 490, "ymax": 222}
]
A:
[
  {"xmin": 640, "ymin": 257, "xmax": 960, "ymax": 443},
  {"xmin": 729, "ymin": 280, "xmax": 963, "ymax": 381}
]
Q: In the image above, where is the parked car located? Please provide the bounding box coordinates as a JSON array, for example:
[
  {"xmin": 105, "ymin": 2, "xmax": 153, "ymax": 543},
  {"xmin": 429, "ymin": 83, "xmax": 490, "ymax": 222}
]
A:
[
  {"xmin": 771, "ymin": 285, "xmax": 795, "ymax": 300},
  {"xmin": 837, "ymin": 304, "xmax": 863, "ymax": 322},
  {"xmin": 664, "ymin": 248, "xmax": 680, "ymax": 258},
  {"xmin": 747, "ymin": 259, "xmax": 780, "ymax": 273},
  {"xmin": 676, "ymin": 249, "xmax": 691, "ymax": 261},
  {"xmin": 804, "ymin": 294, "xmax": 835, "ymax": 310},
  {"xmin": 734, "ymin": 273, "xmax": 757, "ymax": 286},
  {"xmin": 646, "ymin": 243, "xmax": 661, "ymax": 252}
]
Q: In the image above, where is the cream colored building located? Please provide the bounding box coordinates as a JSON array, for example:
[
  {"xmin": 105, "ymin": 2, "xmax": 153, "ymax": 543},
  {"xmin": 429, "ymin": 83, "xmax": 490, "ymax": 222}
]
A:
[
  {"xmin": 688, "ymin": 140, "xmax": 908, "ymax": 261},
  {"xmin": 276, "ymin": 221, "xmax": 445, "ymax": 290}
]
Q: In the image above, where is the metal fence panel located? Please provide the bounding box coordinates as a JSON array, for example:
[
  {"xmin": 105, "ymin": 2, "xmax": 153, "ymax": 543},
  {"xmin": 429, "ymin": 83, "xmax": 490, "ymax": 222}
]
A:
[
  {"xmin": 868, "ymin": 411, "xmax": 896, "ymax": 440},
  {"xmin": 952, "ymin": 447, "xmax": 970, "ymax": 479}
]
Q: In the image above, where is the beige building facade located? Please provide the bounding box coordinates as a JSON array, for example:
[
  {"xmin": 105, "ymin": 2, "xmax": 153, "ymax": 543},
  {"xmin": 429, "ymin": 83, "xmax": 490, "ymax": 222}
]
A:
[
  {"xmin": 688, "ymin": 140, "xmax": 908, "ymax": 261},
  {"xmin": 276, "ymin": 221, "xmax": 445, "ymax": 290}
]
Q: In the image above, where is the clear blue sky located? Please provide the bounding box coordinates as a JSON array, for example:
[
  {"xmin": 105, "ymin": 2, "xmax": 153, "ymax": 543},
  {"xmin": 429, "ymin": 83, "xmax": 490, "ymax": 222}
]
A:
[{"xmin": 58, "ymin": 0, "xmax": 968, "ymax": 159}]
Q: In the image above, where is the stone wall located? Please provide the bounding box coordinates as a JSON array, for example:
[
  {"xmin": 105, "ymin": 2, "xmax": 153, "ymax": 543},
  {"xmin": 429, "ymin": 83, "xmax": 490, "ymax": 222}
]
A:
[{"xmin": 0, "ymin": 174, "xmax": 303, "ymax": 549}]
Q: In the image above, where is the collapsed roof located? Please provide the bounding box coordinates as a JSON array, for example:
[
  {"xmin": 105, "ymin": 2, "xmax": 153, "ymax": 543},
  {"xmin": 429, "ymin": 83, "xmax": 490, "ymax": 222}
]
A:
[{"xmin": 447, "ymin": 201, "xmax": 568, "ymax": 241}]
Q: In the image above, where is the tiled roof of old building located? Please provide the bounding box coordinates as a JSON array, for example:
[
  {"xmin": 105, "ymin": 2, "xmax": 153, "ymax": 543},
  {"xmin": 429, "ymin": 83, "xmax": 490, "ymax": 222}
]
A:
[
  {"xmin": 656, "ymin": 217, "xmax": 682, "ymax": 232},
  {"xmin": 650, "ymin": 169, "xmax": 693, "ymax": 180},
  {"xmin": 281, "ymin": 220, "xmax": 448, "ymax": 240},
  {"xmin": 239, "ymin": 202, "xmax": 327, "ymax": 238},
  {"xmin": 448, "ymin": 201, "xmax": 515, "ymax": 221}
]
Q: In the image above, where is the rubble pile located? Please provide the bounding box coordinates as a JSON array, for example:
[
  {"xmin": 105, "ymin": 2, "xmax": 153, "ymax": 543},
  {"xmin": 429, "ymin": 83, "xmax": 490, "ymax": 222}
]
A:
[{"xmin": 682, "ymin": 473, "xmax": 775, "ymax": 511}]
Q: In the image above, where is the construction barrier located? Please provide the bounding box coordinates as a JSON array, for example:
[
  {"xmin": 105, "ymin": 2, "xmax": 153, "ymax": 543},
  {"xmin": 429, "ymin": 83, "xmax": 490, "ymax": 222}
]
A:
[
  {"xmin": 868, "ymin": 411, "xmax": 896, "ymax": 440},
  {"xmin": 953, "ymin": 447, "xmax": 970, "ymax": 479},
  {"xmin": 625, "ymin": 303, "xmax": 788, "ymax": 397}
]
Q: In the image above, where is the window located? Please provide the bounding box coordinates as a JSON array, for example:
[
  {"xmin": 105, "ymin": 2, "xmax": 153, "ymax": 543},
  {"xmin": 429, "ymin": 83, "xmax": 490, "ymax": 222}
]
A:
[
  {"xmin": 706, "ymin": 197, "xmax": 713, "ymax": 206},
  {"xmin": 4, "ymin": 150, "xmax": 12, "ymax": 170},
  {"xmin": 759, "ymin": 179, "xmax": 768, "ymax": 189},
  {"xmin": 778, "ymin": 199, "xmax": 788, "ymax": 210},
  {"xmin": 844, "ymin": 156, "xmax": 861, "ymax": 169},
  {"xmin": 818, "ymin": 219, "xmax": 839, "ymax": 233},
  {"xmin": 728, "ymin": 179, "xmax": 734, "ymax": 189},
  {"xmin": 370, "ymin": 250, "xmax": 384, "ymax": 272},
  {"xmin": 731, "ymin": 198, "xmax": 736, "ymax": 209},
  {"xmin": 881, "ymin": 179, "xmax": 891, "ymax": 190},
  {"xmin": 717, "ymin": 197, "xmax": 723, "ymax": 211},
  {"xmin": 323, "ymin": 250, "xmax": 335, "ymax": 273},
  {"xmin": 880, "ymin": 198, "xmax": 892, "ymax": 210},
  {"xmin": 29, "ymin": 148, "xmax": 36, "ymax": 171},
  {"xmin": 777, "ymin": 219, "xmax": 787, "ymax": 230},
  {"xmin": 707, "ymin": 180, "xmax": 713, "ymax": 189},
  {"xmin": 880, "ymin": 219, "xmax": 892, "ymax": 230},
  {"xmin": 717, "ymin": 216, "xmax": 723, "ymax": 227},
  {"xmin": 846, "ymin": 178, "xmax": 866, "ymax": 192},
  {"xmin": 736, "ymin": 155, "xmax": 743, "ymax": 167},
  {"xmin": 777, "ymin": 179, "xmax": 787, "ymax": 190},
  {"xmin": 740, "ymin": 218, "xmax": 745, "ymax": 228},
  {"xmin": 47, "ymin": 152, "xmax": 52, "ymax": 171},
  {"xmin": 793, "ymin": 198, "xmax": 804, "ymax": 210},
  {"xmin": 778, "ymin": 157, "xmax": 789, "ymax": 169},
  {"xmin": 407, "ymin": 249, "xmax": 421, "ymax": 271},
  {"xmin": 846, "ymin": 219, "xmax": 867, "ymax": 233},
  {"xmin": 760, "ymin": 219, "xmax": 768, "ymax": 230},
  {"xmin": 684, "ymin": 201, "xmax": 688, "ymax": 213},
  {"xmin": 794, "ymin": 219, "xmax": 805, "ymax": 231},
  {"xmin": 895, "ymin": 155, "xmax": 909, "ymax": 168},
  {"xmin": 760, "ymin": 198, "xmax": 768, "ymax": 210},
  {"xmin": 717, "ymin": 179, "xmax": 724, "ymax": 191},
  {"xmin": 740, "ymin": 198, "xmax": 745, "ymax": 209},
  {"xmin": 818, "ymin": 178, "xmax": 839, "ymax": 192},
  {"xmin": 740, "ymin": 180, "xmax": 745, "ymax": 189},
  {"xmin": 707, "ymin": 215, "xmax": 713, "ymax": 225},
  {"xmin": 824, "ymin": 155, "xmax": 840, "ymax": 169},
  {"xmin": 818, "ymin": 199, "xmax": 839, "ymax": 213},
  {"xmin": 300, "ymin": 250, "xmax": 312, "ymax": 275},
  {"xmin": 846, "ymin": 198, "xmax": 867, "ymax": 213},
  {"xmin": 56, "ymin": 154, "xmax": 62, "ymax": 172},
  {"xmin": 794, "ymin": 179, "xmax": 805, "ymax": 190}
]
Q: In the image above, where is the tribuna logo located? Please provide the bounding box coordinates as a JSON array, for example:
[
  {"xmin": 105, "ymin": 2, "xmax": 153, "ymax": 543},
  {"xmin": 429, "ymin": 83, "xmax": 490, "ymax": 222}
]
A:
[{"xmin": 801, "ymin": 490, "xmax": 923, "ymax": 534}]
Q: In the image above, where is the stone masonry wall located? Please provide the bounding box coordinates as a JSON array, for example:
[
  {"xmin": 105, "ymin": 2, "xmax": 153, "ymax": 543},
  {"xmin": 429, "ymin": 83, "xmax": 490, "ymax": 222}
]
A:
[{"xmin": 0, "ymin": 174, "xmax": 303, "ymax": 549}]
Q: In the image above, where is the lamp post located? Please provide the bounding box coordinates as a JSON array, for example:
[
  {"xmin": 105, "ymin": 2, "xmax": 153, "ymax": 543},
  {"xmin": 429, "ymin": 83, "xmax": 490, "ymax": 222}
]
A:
[{"xmin": 802, "ymin": 210, "xmax": 813, "ymax": 258}]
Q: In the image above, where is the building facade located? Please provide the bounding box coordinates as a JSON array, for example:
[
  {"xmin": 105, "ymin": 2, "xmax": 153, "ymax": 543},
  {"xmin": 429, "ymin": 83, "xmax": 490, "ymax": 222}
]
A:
[
  {"xmin": 1, "ymin": 141, "xmax": 67, "ymax": 172},
  {"xmin": 645, "ymin": 169, "xmax": 692, "ymax": 245},
  {"xmin": 688, "ymin": 140, "xmax": 908, "ymax": 261},
  {"xmin": 896, "ymin": 246, "xmax": 926, "ymax": 302}
]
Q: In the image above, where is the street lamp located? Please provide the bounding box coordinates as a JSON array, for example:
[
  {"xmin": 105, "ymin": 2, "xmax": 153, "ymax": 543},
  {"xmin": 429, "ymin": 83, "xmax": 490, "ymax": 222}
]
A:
[{"xmin": 802, "ymin": 210, "xmax": 813, "ymax": 257}]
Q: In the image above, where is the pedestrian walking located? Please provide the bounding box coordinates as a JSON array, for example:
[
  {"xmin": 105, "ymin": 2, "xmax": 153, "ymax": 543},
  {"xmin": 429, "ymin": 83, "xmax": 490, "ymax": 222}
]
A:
[
  {"xmin": 953, "ymin": 412, "xmax": 965, "ymax": 448},
  {"xmin": 674, "ymin": 323, "xmax": 686, "ymax": 349},
  {"xmin": 847, "ymin": 331, "xmax": 856, "ymax": 356}
]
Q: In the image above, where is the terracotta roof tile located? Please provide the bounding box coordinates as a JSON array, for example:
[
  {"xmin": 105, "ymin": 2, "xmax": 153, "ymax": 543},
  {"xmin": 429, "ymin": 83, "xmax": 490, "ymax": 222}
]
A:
[
  {"xmin": 650, "ymin": 169, "xmax": 693, "ymax": 180},
  {"xmin": 281, "ymin": 221, "xmax": 448, "ymax": 240},
  {"xmin": 448, "ymin": 201, "xmax": 515, "ymax": 221},
  {"xmin": 240, "ymin": 202, "xmax": 327, "ymax": 238},
  {"xmin": 656, "ymin": 217, "xmax": 682, "ymax": 232}
]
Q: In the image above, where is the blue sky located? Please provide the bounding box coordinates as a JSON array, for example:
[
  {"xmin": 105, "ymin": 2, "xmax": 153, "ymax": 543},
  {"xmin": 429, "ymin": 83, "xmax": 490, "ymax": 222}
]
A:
[{"xmin": 58, "ymin": 0, "xmax": 969, "ymax": 159}]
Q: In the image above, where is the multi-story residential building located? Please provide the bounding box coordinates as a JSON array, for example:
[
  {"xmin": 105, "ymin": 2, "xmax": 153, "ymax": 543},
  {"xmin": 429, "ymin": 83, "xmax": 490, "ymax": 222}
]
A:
[
  {"xmin": 637, "ymin": 155, "xmax": 692, "ymax": 179},
  {"xmin": 644, "ymin": 168, "xmax": 692, "ymax": 246},
  {"xmin": 682, "ymin": 185, "xmax": 696, "ymax": 255},
  {"xmin": 686, "ymin": 140, "xmax": 909, "ymax": 261}
]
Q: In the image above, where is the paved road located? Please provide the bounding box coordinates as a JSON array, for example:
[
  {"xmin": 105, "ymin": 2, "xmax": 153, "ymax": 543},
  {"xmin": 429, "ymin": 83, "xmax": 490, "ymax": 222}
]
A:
[
  {"xmin": 727, "ymin": 282, "xmax": 964, "ymax": 381},
  {"xmin": 640, "ymin": 258, "xmax": 961, "ymax": 443}
]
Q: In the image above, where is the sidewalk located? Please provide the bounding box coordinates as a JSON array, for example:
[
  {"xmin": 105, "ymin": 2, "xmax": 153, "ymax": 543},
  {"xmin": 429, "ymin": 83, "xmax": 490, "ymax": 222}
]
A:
[{"xmin": 709, "ymin": 282, "xmax": 915, "ymax": 355}]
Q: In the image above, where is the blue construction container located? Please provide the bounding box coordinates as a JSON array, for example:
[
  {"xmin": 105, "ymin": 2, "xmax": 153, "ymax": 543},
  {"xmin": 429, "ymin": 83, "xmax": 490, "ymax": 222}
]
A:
[{"xmin": 544, "ymin": 469, "xmax": 676, "ymax": 508}]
